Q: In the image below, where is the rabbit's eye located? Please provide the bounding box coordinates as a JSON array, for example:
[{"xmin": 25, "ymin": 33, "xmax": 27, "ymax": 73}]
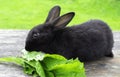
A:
[{"xmin": 32, "ymin": 33, "xmax": 40, "ymax": 39}]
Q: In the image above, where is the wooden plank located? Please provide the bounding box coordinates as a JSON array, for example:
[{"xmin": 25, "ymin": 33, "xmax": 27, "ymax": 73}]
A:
[{"xmin": 0, "ymin": 30, "xmax": 120, "ymax": 77}]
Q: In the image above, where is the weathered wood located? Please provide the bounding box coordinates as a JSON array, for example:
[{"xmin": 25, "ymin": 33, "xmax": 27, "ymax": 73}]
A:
[{"xmin": 0, "ymin": 30, "xmax": 120, "ymax": 77}]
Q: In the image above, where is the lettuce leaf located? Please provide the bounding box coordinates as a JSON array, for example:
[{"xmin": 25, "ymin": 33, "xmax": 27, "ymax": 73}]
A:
[
  {"xmin": 0, "ymin": 50, "xmax": 86, "ymax": 77},
  {"xmin": 49, "ymin": 59, "xmax": 86, "ymax": 77},
  {"xmin": 24, "ymin": 60, "xmax": 45, "ymax": 77},
  {"xmin": 0, "ymin": 57, "xmax": 24, "ymax": 66}
]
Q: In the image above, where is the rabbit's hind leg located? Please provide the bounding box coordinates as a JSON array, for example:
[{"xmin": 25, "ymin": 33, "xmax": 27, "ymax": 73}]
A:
[{"xmin": 105, "ymin": 51, "xmax": 114, "ymax": 57}]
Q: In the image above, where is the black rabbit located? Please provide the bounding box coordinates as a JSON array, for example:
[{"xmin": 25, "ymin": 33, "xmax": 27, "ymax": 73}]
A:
[{"xmin": 25, "ymin": 6, "xmax": 114, "ymax": 62}]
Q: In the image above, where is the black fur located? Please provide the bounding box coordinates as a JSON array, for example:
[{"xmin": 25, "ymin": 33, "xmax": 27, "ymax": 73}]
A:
[{"xmin": 25, "ymin": 6, "xmax": 114, "ymax": 62}]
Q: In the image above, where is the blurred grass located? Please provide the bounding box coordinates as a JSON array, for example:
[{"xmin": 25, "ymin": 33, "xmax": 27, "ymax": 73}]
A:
[{"xmin": 0, "ymin": 0, "xmax": 120, "ymax": 30}]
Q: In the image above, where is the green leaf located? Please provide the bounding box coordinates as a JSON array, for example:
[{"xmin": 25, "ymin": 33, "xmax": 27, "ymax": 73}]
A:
[
  {"xmin": 22, "ymin": 50, "xmax": 45, "ymax": 61},
  {"xmin": 0, "ymin": 50, "xmax": 86, "ymax": 77},
  {"xmin": 44, "ymin": 54, "xmax": 66, "ymax": 60},
  {"xmin": 0, "ymin": 57, "xmax": 24, "ymax": 66},
  {"xmin": 42, "ymin": 54, "xmax": 67, "ymax": 70},
  {"xmin": 25, "ymin": 60, "xmax": 46, "ymax": 77},
  {"xmin": 23, "ymin": 62, "xmax": 35, "ymax": 75},
  {"xmin": 42, "ymin": 54, "xmax": 86, "ymax": 77},
  {"xmin": 44, "ymin": 70, "xmax": 54, "ymax": 77},
  {"xmin": 50, "ymin": 59, "xmax": 86, "ymax": 77}
]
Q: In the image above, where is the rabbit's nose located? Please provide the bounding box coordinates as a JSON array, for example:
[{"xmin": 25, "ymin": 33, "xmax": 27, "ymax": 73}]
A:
[
  {"xmin": 25, "ymin": 42, "xmax": 32, "ymax": 51},
  {"xmin": 25, "ymin": 45, "xmax": 31, "ymax": 51}
]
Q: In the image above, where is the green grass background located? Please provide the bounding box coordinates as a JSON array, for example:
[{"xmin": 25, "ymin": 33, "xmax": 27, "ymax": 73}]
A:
[{"xmin": 0, "ymin": 0, "xmax": 120, "ymax": 30}]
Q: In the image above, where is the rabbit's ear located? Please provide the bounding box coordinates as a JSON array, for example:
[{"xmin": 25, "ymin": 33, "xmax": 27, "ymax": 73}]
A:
[
  {"xmin": 53, "ymin": 12, "xmax": 75, "ymax": 29},
  {"xmin": 45, "ymin": 6, "xmax": 61, "ymax": 23}
]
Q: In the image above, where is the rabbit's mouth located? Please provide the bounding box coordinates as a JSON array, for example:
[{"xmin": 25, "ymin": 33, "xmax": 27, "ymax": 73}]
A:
[
  {"xmin": 25, "ymin": 46, "xmax": 41, "ymax": 52},
  {"xmin": 25, "ymin": 42, "xmax": 47, "ymax": 52},
  {"xmin": 25, "ymin": 43, "xmax": 39, "ymax": 51},
  {"xmin": 25, "ymin": 45, "xmax": 35, "ymax": 51}
]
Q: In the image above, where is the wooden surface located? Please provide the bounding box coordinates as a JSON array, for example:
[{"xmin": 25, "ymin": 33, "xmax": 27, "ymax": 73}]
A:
[{"xmin": 0, "ymin": 30, "xmax": 120, "ymax": 77}]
